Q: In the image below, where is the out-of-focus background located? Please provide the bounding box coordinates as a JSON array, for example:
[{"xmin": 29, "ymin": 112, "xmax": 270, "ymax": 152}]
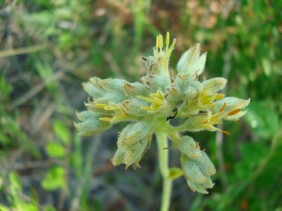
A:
[{"xmin": 0, "ymin": 0, "xmax": 281, "ymax": 210}]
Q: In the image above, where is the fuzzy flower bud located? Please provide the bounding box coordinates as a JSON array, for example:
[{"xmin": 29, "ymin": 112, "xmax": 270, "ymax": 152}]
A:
[
  {"xmin": 176, "ymin": 44, "xmax": 207, "ymax": 77},
  {"xmin": 123, "ymin": 82, "xmax": 148, "ymax": 96},
  {"xmin": 179, "ymin": 136, "xmax": 216, "ymax": 194},
  {"xmin": 74, "ymin": 110, "xmax": 111, "ymax": 136},
  {"xmin": 112, "ymin": 121, "xmax": 152, "ymax": 168},
  {"xmin": 117, "ymin": 121, "xmax": 152, "ymax": 146},
  {"xmin": 202, "ymin": 78, "xmax": 227, "ymax": 94}
]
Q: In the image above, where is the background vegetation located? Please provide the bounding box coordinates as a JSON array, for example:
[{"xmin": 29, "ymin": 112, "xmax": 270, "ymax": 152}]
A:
[{"xmin": 0, "ymin": 0, "xmax": 281, "ymax": 210}]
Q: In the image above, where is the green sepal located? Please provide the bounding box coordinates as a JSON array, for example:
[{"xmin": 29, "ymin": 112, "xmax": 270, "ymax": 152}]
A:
[
  {"xmin": 75, "ymin": 110, "xmax": 111, "ymax": 136},
  {"xmin": 168, "ymin": 167, "xmax": 184, "ymax": 180}
]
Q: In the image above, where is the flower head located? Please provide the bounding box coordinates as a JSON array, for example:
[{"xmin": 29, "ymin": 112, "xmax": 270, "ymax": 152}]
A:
[{"xmin": 75, "ymin": 32, "xmax": 250, "ymax": 193}]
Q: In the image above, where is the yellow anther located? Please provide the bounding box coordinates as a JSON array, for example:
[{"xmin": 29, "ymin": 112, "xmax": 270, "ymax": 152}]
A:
[
  {"xmin": 95, "ymin": 103, "xmax": 120, "ymax": 111},
  {"xmin": 201, "ymin": 95, "xmax": 214, "ymax": 105},
  {"xmin": 95, "ymin": 104, "xmax": 107, "ymax": 109},
  {"xmin": 138, "ymin": 90, "xmax": 166, "ymax": 112},
  {"xmin": 159, "ymin": 35, "xmax": 163, "ymax": 49},
  {"xmin": 105, "ymin": 105, "xmax": 120, "ymax": 111},
  {"xmin": 219, "ymin": 102, "xmax": 227, "ymax": 112},
  {"xmin": 150, "ymin": 92, "xmax": 161, "ymax": 98},
  {"xmin": 171, "ymin": 39, "xmax": 176, "ymax": 48},
  {"xmin": 228, "ymin": 108, "xmax": 241, "ymax": 116},
  {"xmin": 151, "ymin": 90, "xmax": 163, "ymax": 97},
  {"xmin": 167, "ymin": 38, "xmax": 176, "ymax": 55},
  {"xmin": 215, "ymin": 93, "xmax": 225, "ymax": 100},
  {"xmin": 221, "ymin": 130, "xmax": 231, "ymax": 136},
  {"xmin": 154, "ymin": 98, "xmax": 164, "ymax": 105},
  {"xmin": 111, "ymin": 113, "xmax": 131, "ymax": 123},
  {"xmin": 99, "ymin": 117, "xmax": 111, "ymax": 122},
  {"xmin": 166, "ymin": 32, "xmax": 170, "ymax": 47},
  {"xmin": 156, "ymin": 35, "xmax": 159, "ymax": 49}
]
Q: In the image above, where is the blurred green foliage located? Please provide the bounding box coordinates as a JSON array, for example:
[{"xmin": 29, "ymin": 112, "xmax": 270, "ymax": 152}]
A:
[{"xmin": 0, "ymin": 0, "xmax": 281, "ymax": 210}]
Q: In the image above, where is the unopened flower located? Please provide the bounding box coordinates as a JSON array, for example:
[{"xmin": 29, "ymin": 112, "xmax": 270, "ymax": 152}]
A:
[
  {"xmin": 112, "ymin": 121, "xmax": 153, "ymax": 168},
  {"xmin": 177, "ymin": 44, "xmax": 207, "ymax": 77},
  {"xmin": 179, "ymin": 136, "xmax": 216, "ymax": 193}
]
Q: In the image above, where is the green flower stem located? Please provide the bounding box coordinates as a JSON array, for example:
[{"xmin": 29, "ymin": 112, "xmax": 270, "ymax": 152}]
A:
[{"xmin": 156, "ymin": 131, "xmax": 172, "ymax": 211}]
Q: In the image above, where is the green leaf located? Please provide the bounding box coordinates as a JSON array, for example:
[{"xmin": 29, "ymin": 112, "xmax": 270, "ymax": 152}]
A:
[
  {"xmin": 30, "ymin": 188, "xmax": 39, "ymax": 204},
  {"xmin": 53, "ymin": 120, "xmax": 71, "ymax": 144},
  {"xmin": 21, "ymin": 204, "xmax": 39, "ymax": 211},
  {"xmin": 9, "ymin": 171, "xmax": 22, "ymax": 190},
  {"xmin": 244, "ymin": 102, "xmax": 279, "ymax": 139},
  {"xmin": 46, "ymin": 142, "xmax": 66, "ymax": 158},
  {"xmin": 43, "ymin": 205, "xmax": 56, "ymax": 211},
  {"xmin": 35, "ymin": 61, "xmax": 58, "ymax": 94},
  {"xmin": 0, "ymin": 76, "xmax": 12, "ymax": 101},
  {"xmin": 41, "ymin": 167, "xmax": 65, "ymax": 191},
  {"xmin": 168, "ymin": 167, "xmax": 183, "ymax": 180},
  {"xmin": 234, "ymin": 142, "xmax": 266, "ymax": 180},
  {"xmin": 255, "ymin": 138, "xmax": 282, "ymax": 187},
  {"xmin": 0, "ymin": 204, "xmax": 10, "ymax": 211}
]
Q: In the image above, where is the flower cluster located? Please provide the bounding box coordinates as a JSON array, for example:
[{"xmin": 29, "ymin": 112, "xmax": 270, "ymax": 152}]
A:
[{"xmin": 75, "ymin": 32, "xmax": 249, "ymax": 193}]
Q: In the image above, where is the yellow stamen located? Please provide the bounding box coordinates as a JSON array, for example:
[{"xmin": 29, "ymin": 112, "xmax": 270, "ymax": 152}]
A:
[
  {"xmin": 111, "ymin": 113, "xmax": 131, "ymax": 122},
  {"xmin": 201, "ymin": 95, "xmax": 214, "ymax": 104},
  {"xmin": 215, "ymin": 93, "xmax": 225, "ymax": 100},
  {"xmin": 166, "ymin": 32, "xmax": 170, "ymax": 47},
  {"xmin": 221, "ymin": 130, "xmax": 231, "ymax": 136},
  {"xmin": 150, "ymin": 90, "xmax": 163, "ymax": 98},
  {"xmin": 159, "ymin": 35, "xmax": 163, "ymax": 49},
  {"xmin": 228, "ymin": 108, "xmax": 241, "ymax": 116},
  {"xmin": 95, "ymin": 104, "xmax": 108, "ymax": 109},
  {"xmin": 210, "ymin": 115, "xmax": 221, "ymax": 124},
  {"xmin": 138, "ymin": 90, "xmax": 166, "ymax": 112},
  {"xmin": 219, "ymin": 102, "xmax": 227, "ymax": 112},
  {"xmin": 104, "ymin": 105, "xmax": 120, "ymax": 111},
  {"xmin": 156, "ymin": 35, "xmax": 159, "ymax": 49},
  {"xmin": 95, "ymin": 103, "xmax": 120, "ymax": 111},
  {"xmin": 99, "ymin": 117, "xmax": 111, "ymax": 122},
  {"xmin": 168, "ymin": 38, "xmax": 176, "ymax": 54}
]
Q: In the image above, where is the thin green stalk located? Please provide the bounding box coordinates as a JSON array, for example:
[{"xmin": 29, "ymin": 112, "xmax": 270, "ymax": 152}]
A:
[{"xmin": 156, "ymin": 131, "xmax": 172, "ymax": 211}]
